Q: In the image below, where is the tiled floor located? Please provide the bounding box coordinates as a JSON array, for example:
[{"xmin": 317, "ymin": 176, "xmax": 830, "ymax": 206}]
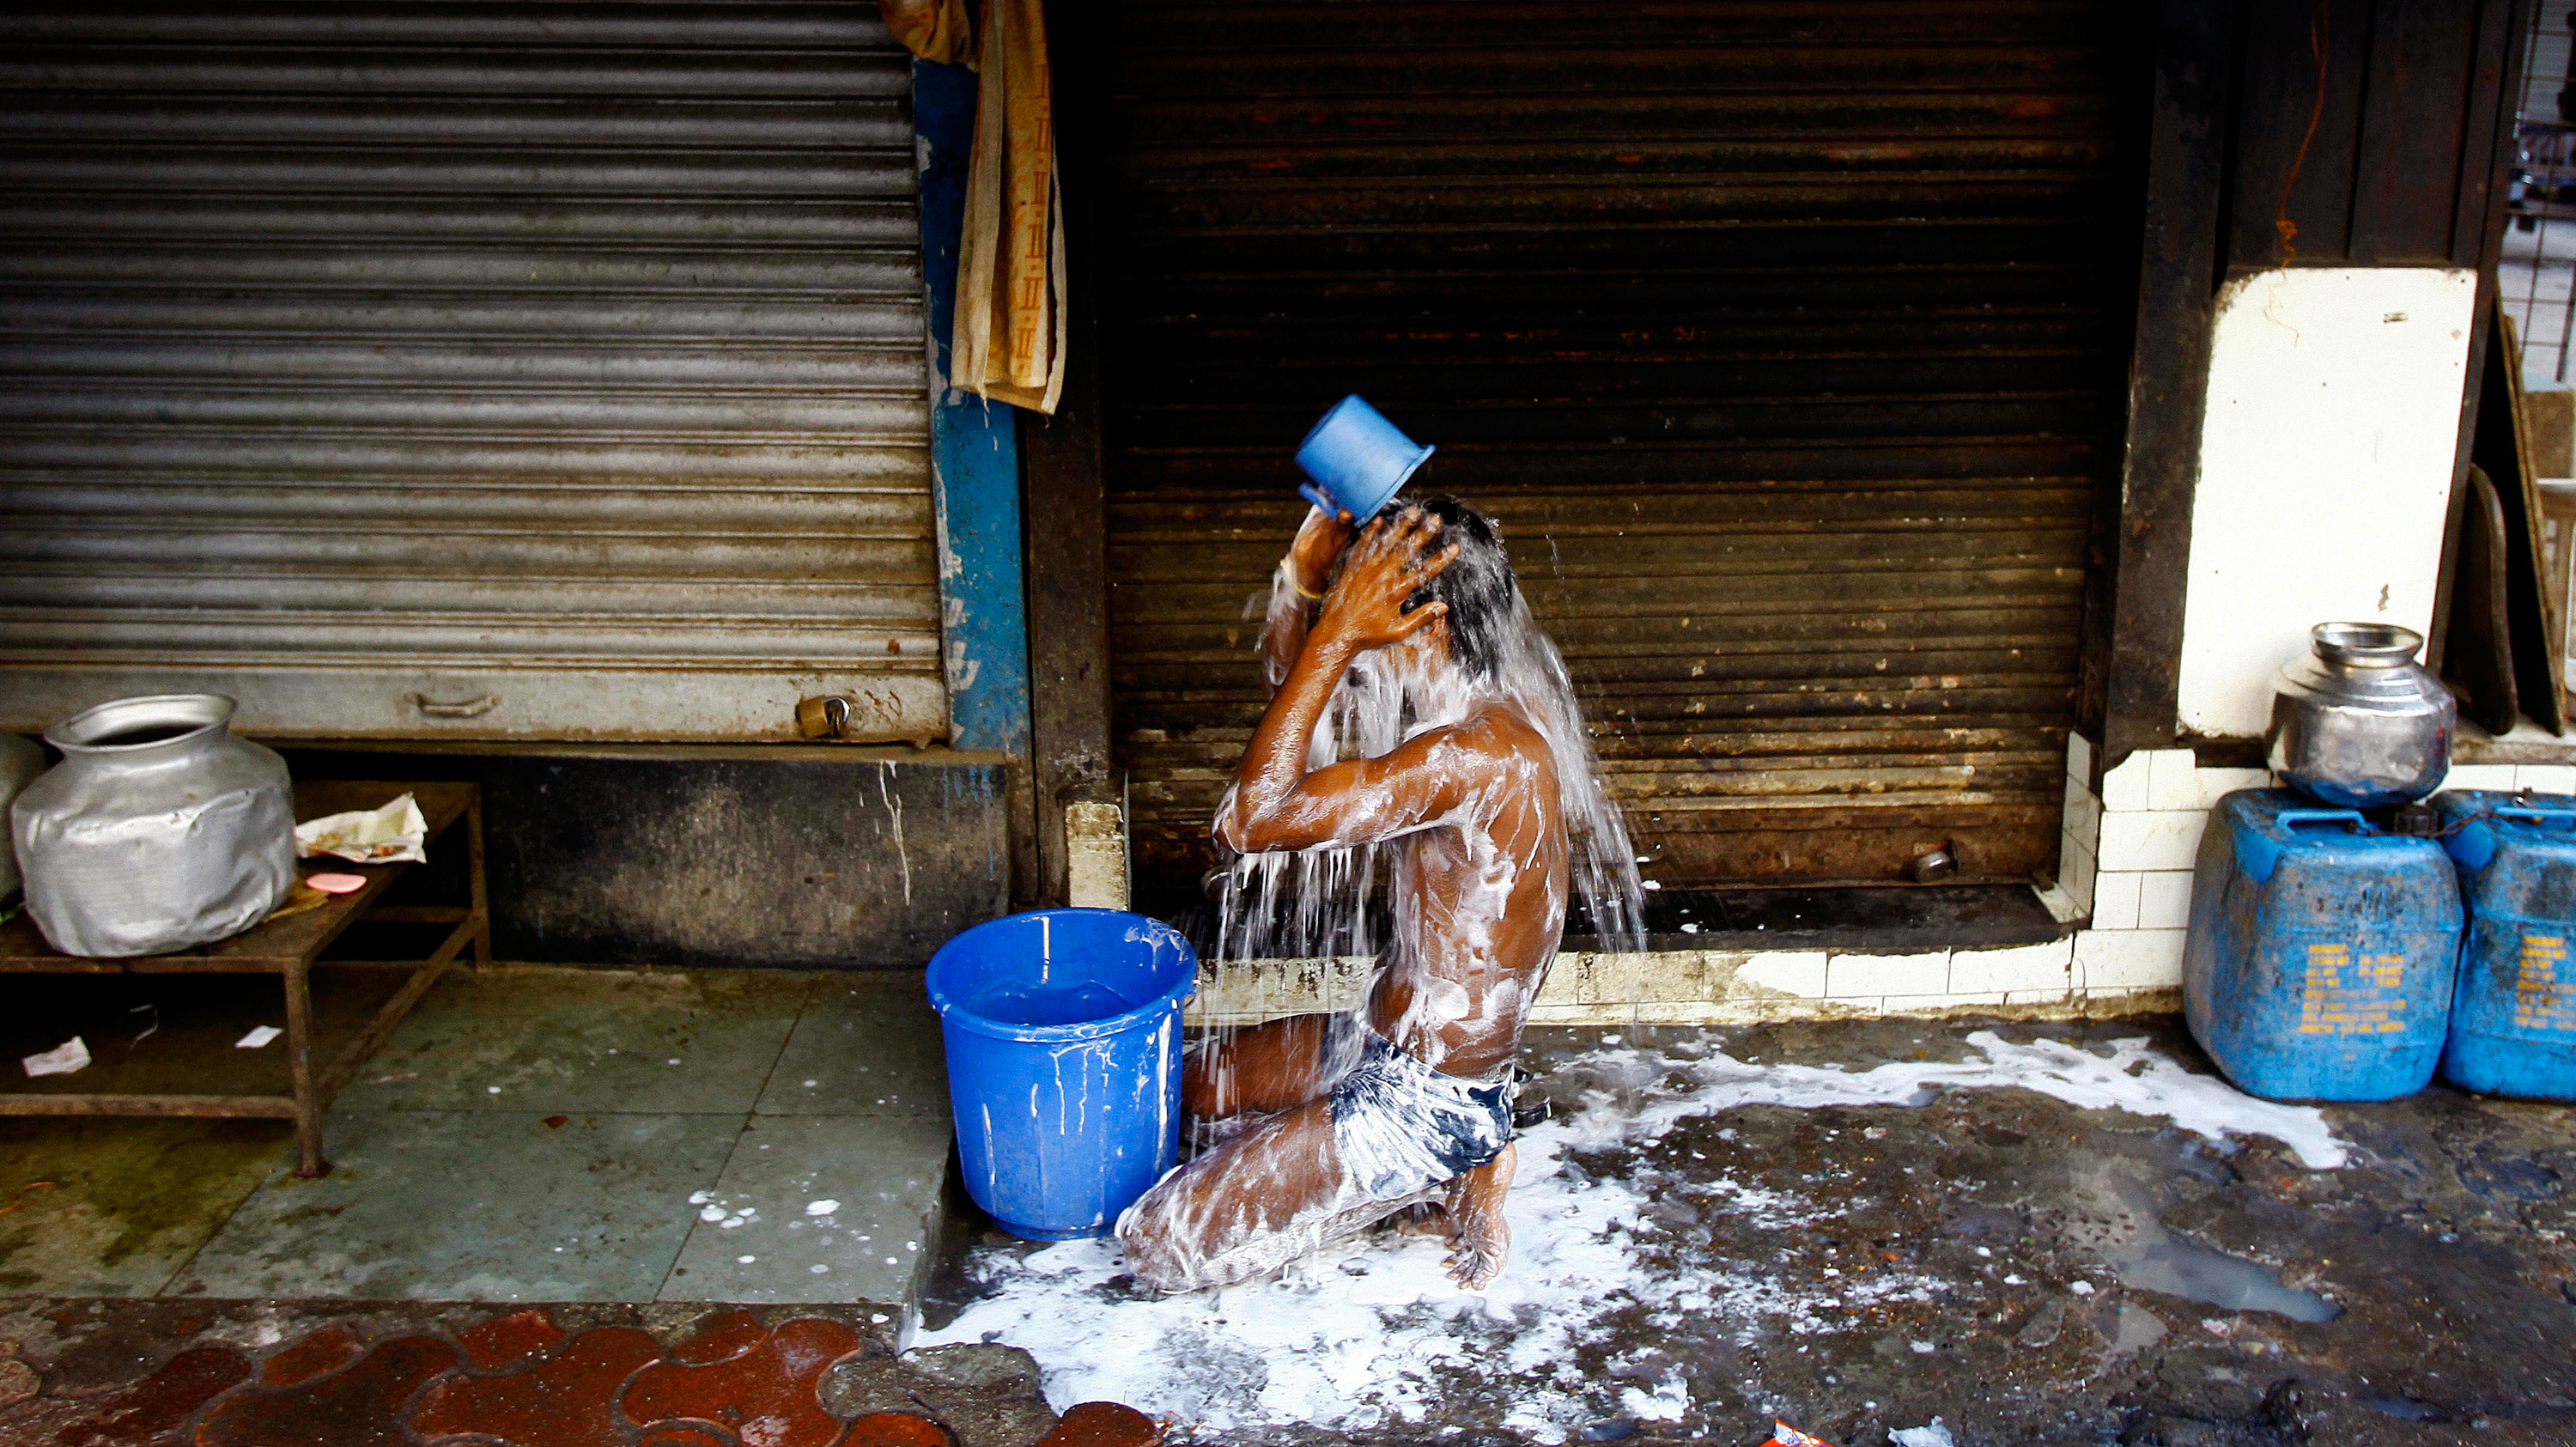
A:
[
  {"xmin": 0, "ymin": 967, "xmax": 951, "ymax": 1310},
  {"xmin": 0, "ymin": 1300, "xmax": 1152, "ymax": 1447}
]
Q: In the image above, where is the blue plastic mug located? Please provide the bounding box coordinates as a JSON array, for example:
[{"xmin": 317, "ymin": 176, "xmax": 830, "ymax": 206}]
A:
[{"xmin": 1294, "ymin": 394, "xmax": 1435, "ymax": 522}]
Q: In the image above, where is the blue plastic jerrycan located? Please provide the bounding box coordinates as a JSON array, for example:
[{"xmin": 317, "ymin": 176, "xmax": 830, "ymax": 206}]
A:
[
  {"xmin": 2183, "ymin": 789, "xmax": 2463, "ymax": 1101},
  {"xmin": 2437, "ymin": 791, "xmax": 2576, "ymax": 1099}
]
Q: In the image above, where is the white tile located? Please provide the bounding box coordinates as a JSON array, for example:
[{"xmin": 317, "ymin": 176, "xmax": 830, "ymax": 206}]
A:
[
  {"xmin": 2004, "ymin": 987, "xmax": 2077, "ymax": 1006},
  {"xmin": 2033, "ymin": 881, "xmax": 2087, "ymax": 925},
  {"xmin": 2136, "ymin": 870, "xmax": 2196, "ymax": 930},
  {"xmin": 1826, "ymin": 950, "xmax": 1950, "ymax": 998},
  {"xmin": 1728, "ymin": 950, "xmax": 1829, "ymax": 1000},
  {"xmin": 2518, "ymin": 764, "xmax": 2576, "ymax": 795},
  {"xmin": 2147, "ymin": 763, "xmax": 2269, "ymax": 812},
  {"xmin": 2145, "ymin": 751, "xmax": 2201, "ymax": 811},
  {"xmin": 1947, "ymin": 938, "xmax": 2074, "ymax": 994},
  {"xmin": 2442, "ymin": 763, "xmax": 2520, "ymax": 793},
  {"xmin": 1577, "ymin": 950, "xmax": 1705, "ymax": 1005},
  {"xmin": 2097, "ymin": 810, "xmax": 2207, "ymax": 872},
  {"xmin": 2099, "ymin": 751, "xmax": 2159, "ymax": 812},
  {"xmin": 2065, "ymin": 731, "xmax": 2095, "ymax": 784},
  {"xmin": 2075, "ymin": 928, "xmax": 2186, "ymax": 989},
  {"xmin": 2142, "ymin": 754, "xmax": 2269, "ymax": 812},
  {"xmin": 2062, "ymin": 775, "xmax": 2102, "ymax": 853},
  {"xmin": 2091, "ymin": 870, "xmax": 2144, "ymax": 929},
  {"xmin": 2201, "ymin": 766, "xmax": 2272, "ymax": 803},
  {"xmin": 1883, "ymin": 992, "xmax": 2007, "ymax": 1014},
  {"xmin": 1534, "ymin": 954, "xmax": 1584, "ymax": 1005},
  {"xmin": 2059, "ymin": 837, "xmax": 2097, "ymax": 913}
]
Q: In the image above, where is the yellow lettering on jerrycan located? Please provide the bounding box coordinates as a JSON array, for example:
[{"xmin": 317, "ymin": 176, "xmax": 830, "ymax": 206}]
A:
[
  {"xmin": 2298, "ymin": 941, "xmax": 2410, "ymax": 1036},
  {"xmin": 2513, "ymin": 933, "xmax": 2576, "ymax": 1033}
]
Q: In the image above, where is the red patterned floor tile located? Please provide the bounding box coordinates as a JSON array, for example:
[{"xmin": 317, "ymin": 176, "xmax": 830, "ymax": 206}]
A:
[
  {"xmin": 456, "ymin": 1309, "xmax": 568, "ymax": 1372},
  {"xmin": 843, "ymin": 1410, "xmax": 951, "ymax": 1447},
  {"xmin": 1035, "ymin": 1401, "xmax": 1161, "ymax": 1447},
  {"xmin": 411, "ymin": 1325, "xmax": 659, "ymax": 1447},
  {"xmin": 633, "ymin": 1426, "xmax": 735, "ymax": 1447},
  {"xmin": 665, "ymin": 1309, "xmax": 769, "ymax": 1366},
  {"xmin": 620, "ymin": 1316, "xmax": 862, "ymax": 1447},
  {"xmin": 258, "ymin": 1323, "xmax": 362, "ymax": 1387},
  {"xmin": 193, "ymin": 1335, "xmax": 456, "ymax": 1447},
  {"xmin": 46, "ymin": 1345, "xmax": 252, "ymax": 1447}
]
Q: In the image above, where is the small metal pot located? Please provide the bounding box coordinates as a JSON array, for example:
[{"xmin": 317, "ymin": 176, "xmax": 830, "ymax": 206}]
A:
[
  {"xmin": 9, "ymin": 694, "xmax": 295, "ymax": 958},
  {"xmin": 0, "ymin": 731, "xmax": 45, "ymax": 901},
  {"xmin": 2266, "ymin": 622, "xmax": 2455, "ymax": 808}
]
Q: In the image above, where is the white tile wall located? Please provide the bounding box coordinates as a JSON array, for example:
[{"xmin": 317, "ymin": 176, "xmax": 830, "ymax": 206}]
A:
[
  {"xmin": 2090, "ymin": 869, "xmax": 2142, "ymax": 928},
  {"xmin": 1826, "ymin": 950, "xmax": 1950, "ymax": 998},
  {"xmin": 2515, "ymin": 763, "xmax": 2576, "ymax": 794},
  {"xmin": 2098, "ymin": 808, "xmax": 2207, "ymax": 871},
  {"xmin": 1733, "ymin": 950, "xmax": 1829, "ymax": 1000},
  {"xmin": 2136, "ymin": 870, "xmax": 2195, "ymax": 929},
  {"xmin": 2077, "ymin": 928, "xmax": 2188, "ymax": 989},
  {"xmin": 1947, "ymin": 938, "xmax": 2073, "ymax": 994},
  {"xmin": 2062, "ymin": 774, "xmax": 2103, "ymax": 853},
  {"xmin": 2442, "ymin": 763, "xmax": 2519, "ymax": 792},
  {"xmin": 2099, "ymin": 750, "xmax": 2152, "ymax": 812}
]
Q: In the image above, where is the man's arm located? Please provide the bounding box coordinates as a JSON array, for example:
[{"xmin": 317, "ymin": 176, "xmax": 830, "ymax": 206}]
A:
[{"xmin": 1220, "ymin": 508, "xmax": 1475, "ymax": 853}]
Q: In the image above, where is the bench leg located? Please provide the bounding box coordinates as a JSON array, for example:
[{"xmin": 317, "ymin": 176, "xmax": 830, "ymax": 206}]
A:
[
  {"xmin": 283, "ymin": 960, "xmax": 331, "ymax": 1177},
  {"xmin": 467, "ymin": 798, "xmax": 492, "ymax": 970}
]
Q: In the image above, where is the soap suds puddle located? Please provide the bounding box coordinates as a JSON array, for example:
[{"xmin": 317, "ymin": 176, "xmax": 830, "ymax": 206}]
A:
[{"xmin": 920, "ymin": 1031, "xmax": 2350, "ymax": 1440}]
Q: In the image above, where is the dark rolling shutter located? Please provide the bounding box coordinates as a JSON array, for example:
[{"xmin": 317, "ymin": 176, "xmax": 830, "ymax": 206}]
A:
[
  {"xmin": 1098, "ymin": 0, "xmax": 2137, "ymax": 896},
  {"xmin": 0, "ymin": 2, "xmax": 944, "ymax": 743}
]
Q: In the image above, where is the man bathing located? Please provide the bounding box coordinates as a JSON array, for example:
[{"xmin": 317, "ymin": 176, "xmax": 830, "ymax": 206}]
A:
[{"xmin": 1115, "ymin": 496, "xmax": 1639, "ymax": 1292}]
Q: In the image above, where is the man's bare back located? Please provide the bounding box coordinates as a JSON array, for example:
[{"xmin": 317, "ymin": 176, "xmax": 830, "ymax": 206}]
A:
[{"xmin": 1115, "ymin": 502, "xmax": 1571, "ymax": 1292}]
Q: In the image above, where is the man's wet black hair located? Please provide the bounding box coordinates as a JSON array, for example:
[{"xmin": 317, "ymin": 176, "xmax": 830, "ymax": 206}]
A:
[{"xmin": 1390, "ymin": 494, "xmax": 1515, "ymax": 684}]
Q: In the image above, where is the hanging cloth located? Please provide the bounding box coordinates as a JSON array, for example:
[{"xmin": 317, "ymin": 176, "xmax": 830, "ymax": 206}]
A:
[
  {"xmin": 880, "ymin": 0, "xmax": 975, "ymax": 67},
  {"xmin": 951, "ymin": 0, "xmax": 1066, "ymax": 413}
]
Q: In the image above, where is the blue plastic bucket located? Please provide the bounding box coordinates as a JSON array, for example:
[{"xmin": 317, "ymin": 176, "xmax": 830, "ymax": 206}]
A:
[
  {"xmin": 1294, "ymin": 394, "xmax": 1435, "ymax": 522},
  {"xmin": 925, "ymin": 909, "xmax": 1198, "ymax": 1240}
]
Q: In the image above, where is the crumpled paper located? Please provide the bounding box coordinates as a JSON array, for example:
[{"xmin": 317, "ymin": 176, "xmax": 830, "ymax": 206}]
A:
[
  {"xmin": 295, "ymin": 792, "xmax": 426, "ymax": 864},
  {"xmin": 23, "ymin": 1036, "xmax": 89, "ymax": 1078}
]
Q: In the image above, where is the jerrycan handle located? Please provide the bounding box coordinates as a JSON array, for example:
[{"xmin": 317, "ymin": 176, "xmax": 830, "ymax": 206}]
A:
[
  {"xmin": 2235, "ymin": 806, "xmax": 2372, "ymax": 885},
  {"xmin": 2276, "ymin": 808, "xmax": 2374, "ymax": 832},
  {"xmin": 2494, "ymin": 803, "xmax": 2576, "ymax": 827}
]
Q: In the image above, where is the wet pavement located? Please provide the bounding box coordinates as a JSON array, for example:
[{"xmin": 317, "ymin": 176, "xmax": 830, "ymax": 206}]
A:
[
  {"xmin": 919, "ymin": 1016, "xmax": 2576, "ymax": 1446},
  {"xmin": 4, "ymin": 1003, "xmax": 2574, "ymax": 1444}
]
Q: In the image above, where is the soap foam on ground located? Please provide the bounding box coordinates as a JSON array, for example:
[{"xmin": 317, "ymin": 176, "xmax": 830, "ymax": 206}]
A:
[{"xmin": 919, "ymin": 1032, "xmax": 2347, "ymax": 1439}]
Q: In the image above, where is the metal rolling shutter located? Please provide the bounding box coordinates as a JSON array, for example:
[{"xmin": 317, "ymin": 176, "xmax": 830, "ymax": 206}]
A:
[
  {"xmin": 0, "ymin": 2, "xmax": 945, "ymax": 743},
  {"xmin": 1102, "ymin": 0, "xmax": 2133, "ymax": 892}
]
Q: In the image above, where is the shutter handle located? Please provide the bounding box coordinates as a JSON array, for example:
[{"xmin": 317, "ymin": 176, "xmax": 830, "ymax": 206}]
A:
[{"xmin": 407, "ymin": 692, "xmax": 500, "ymax": 719}]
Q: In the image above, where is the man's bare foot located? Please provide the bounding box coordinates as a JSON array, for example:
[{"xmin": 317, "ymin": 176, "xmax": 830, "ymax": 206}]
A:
[{"xmin": 1441, "ymin": 1143, "xmax": 1514, "ymax": 1289}]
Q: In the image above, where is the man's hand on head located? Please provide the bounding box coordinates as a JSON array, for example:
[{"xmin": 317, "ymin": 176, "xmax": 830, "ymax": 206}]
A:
[
  {"xmin": 1288, "ymin": 503, "xmax": 1357, "ymax": 597},
  {"xmin": 1315, "ymin": 505, "xmax": 1457, "ymax": 654}
]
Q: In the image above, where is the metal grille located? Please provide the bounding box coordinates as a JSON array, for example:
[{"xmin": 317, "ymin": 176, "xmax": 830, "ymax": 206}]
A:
[
  {"xmin": 1099, "ymin": 0, "xmax": 2133, "ymax": 891},
  {"xmin": 0, "ymin": 2, "xmax": 945, "ymax": 742},
  {"xmin": 2510, "ymin": 2, "xmax": 2576, "ymax": 386}
]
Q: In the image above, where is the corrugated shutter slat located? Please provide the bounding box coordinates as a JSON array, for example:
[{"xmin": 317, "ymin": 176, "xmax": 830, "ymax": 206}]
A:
[
  {"xmin": 0, "ymin": 1, "xmax": 943, "ymax": 743},
  {"xmin": 1101, "ymin": 0, "xmax": 2129, "ymax": 890}
]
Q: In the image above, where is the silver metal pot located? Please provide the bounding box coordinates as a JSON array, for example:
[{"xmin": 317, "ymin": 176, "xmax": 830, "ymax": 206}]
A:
[
  {"xmin": 2266, "ymin": 622, "xmax": 2455, "ymax": 808},
  {"xmin": 10, "ymin": 694, "xmax": 295, "ymax": 958},
  {"xmin": 0, "ymin": 732, "xmax": 45, "ymax": 901}
]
